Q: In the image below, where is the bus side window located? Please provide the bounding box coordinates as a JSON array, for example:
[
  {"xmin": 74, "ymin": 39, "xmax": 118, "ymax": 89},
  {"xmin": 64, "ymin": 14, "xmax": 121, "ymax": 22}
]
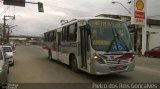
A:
[
  {"xmin": 62, "ymin": 27, "xmax": 64, "ymax": 41},
  {"xmin": 51, "ymin": 31, "xmax": 56, "ymax": 42},
  {"xmin": 44, "ymin": 33, "xmax": 47, "ymax": 42},
  {"xmin": 58, "ymin": 32, "xmax": 61, "ymax": 45},
  {"xmin": 68, "ymin": 23, "xmax": 77, "ymax": 42},
  {"xmin": 62, "ymin": 27, "xmax": 68, "ymax": 41},
  {"xmin": 54, "ymin": 31, "xmax": 56, "ymax": 41},
  {"xmin": 49, "ymin": 31, "xmax": 53, "ymax": 42},
  {"xmin": 44, "ymin": 33, "xmax": 46, "ymax": 42},
  {"xmin": 47, "ymin": 32, "xmax": 50, "ymax": 42}
]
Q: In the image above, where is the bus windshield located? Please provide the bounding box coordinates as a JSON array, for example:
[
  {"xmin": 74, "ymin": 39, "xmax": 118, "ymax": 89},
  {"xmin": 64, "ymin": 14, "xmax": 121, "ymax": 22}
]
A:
[{"xmin": 89, "ymin": 19, "xmax": 132, "ymax": 52}]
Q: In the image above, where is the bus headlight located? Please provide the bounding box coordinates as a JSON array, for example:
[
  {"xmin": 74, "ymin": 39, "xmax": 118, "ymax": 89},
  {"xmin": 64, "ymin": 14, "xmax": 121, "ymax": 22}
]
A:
[
  {"xmin": 130, "ymin": 56, "xmax": 135, "ymax": 62},
  {"xmin": 129, "ymin": 54, "xmax": 135, "ymax": 62},
  {"xmin": 93, "ymin": 53, "xmax": 105, "ymax": 64}
]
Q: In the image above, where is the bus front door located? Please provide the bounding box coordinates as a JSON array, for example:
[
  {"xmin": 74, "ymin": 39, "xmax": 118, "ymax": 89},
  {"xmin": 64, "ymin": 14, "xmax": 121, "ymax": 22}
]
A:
[{"xmin": 80, "ymin": 26, "xmax": 88, "ymax": 69}]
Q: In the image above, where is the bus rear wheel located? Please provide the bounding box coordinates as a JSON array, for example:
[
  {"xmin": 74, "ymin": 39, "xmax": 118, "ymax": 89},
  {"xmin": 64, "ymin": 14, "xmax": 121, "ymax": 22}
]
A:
[{"xmin": 71, "ymin": 56, "xmax": 79, "ymax": 72}]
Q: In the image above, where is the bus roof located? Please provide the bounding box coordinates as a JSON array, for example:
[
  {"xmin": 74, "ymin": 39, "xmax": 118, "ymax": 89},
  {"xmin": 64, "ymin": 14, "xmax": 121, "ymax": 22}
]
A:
[
  {"xmin": 44, "ymin": 17, "xmax": 123, "ymax": 33},
  {"xmin": 61, "ymin": 17, "xmax": 123, "ymax": 26},
  {"xmin": 78, "ymin": 17, "xmax": 122, "ymax": 22}
]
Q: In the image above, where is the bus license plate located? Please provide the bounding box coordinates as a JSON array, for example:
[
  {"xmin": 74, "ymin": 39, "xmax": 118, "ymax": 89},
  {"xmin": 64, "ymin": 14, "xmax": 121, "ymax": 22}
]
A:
[{"xmin": 116, "ymin": 65, "xmax": 124, "ymax": 70}]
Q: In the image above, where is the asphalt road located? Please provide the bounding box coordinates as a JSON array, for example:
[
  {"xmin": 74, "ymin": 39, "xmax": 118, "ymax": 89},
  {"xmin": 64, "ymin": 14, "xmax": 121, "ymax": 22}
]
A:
[{"xmin": 8, "ymin": 45, "xmax": 160, "ymax": 83}]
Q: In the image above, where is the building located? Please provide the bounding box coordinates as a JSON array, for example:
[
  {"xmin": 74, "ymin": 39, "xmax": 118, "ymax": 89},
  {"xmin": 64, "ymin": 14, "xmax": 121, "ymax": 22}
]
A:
[
  {"xmin": 9, "ymin": 35, "xmax": 42, "ymax": 46},
  {"xmin": 96, "ymin": 14, "xmax": 160, "ymax": 54},
  {"xmin": 0, "ymin": 24, "xmax": 3, "ymax": 42},
  {"xmin": 147, "ymin": 19, "xmax": 160, "ymax": 50}
]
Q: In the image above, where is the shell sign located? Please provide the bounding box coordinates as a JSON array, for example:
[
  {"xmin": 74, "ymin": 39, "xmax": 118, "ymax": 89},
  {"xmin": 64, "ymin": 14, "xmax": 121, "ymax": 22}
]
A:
[
  {"xmin": 131, "ymin": 0, "xmax": 146, "ymax": 25},
  {"xmin": 136, "ymin": 0, "xmax": 144, "ymax": 10}
]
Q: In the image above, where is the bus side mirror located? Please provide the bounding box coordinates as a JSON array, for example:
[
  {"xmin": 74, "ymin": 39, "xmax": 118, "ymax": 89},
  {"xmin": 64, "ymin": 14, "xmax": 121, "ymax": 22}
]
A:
[
  {"xmin": 87, "ymin": 29, "xmax": 91, "ymax": 35},
  {"xmin": 85, "ymin": 24, "xmax": 91, "ymax": 35}
]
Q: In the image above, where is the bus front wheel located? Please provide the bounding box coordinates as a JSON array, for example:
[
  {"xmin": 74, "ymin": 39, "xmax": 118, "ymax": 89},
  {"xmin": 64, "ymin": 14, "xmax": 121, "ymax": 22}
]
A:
[{"xmin": 71, "ymin": 56, "xmax": 79, "ymax": 72}]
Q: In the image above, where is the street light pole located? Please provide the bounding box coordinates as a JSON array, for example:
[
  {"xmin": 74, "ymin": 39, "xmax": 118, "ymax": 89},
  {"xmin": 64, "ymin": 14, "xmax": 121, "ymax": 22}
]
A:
[
  {"xmin": 112, "ymin": 1, "xmax": 139, "ymax": 54},
  {"xmin": 112, "ymin": 1, "xmax": 131, "ymax": 14}
]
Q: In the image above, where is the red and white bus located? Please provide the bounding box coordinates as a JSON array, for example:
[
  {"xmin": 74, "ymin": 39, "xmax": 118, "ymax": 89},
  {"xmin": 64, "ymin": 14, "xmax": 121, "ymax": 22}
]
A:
[{"xmin": 42, "ymin": 17, "xmax": 135, "ymax": 75}]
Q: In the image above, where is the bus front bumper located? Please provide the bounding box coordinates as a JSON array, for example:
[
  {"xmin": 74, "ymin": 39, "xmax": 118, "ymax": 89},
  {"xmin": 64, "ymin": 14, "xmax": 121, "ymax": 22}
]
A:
[{"xmin": 90, "ymin": 61, "xmax": 135, "ymax": 75}]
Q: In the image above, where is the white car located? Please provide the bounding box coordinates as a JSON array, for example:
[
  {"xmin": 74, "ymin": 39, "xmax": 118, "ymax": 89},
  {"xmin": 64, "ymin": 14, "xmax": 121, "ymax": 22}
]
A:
[
  {"xmin": 2, "ymin": 45, "xmax": 14, "ymax": 66},
  {"xmin": 0, "ymin": 46, "xmax": 9, "ymax": 83}
]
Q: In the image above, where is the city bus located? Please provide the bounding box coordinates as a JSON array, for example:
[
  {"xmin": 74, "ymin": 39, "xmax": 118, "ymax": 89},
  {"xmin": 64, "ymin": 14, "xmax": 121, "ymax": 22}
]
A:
[{"xmin": 42, "ymin": 17, "xmax": 135, "ymax": 75}]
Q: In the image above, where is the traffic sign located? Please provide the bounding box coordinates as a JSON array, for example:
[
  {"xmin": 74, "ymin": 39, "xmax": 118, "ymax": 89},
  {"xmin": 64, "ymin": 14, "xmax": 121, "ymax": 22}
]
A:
[
  {"xmin": 38, "ymin": 2, "xmax": 44, "ymax": 12},
  {"xmin": 3, "ymin": 0, "xmax": 25, "ymax": 7}
]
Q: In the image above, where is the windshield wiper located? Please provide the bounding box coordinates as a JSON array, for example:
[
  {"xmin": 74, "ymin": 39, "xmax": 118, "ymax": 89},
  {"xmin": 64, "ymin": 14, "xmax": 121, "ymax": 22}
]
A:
[
  {"xmin": 107, "ymin": 28, "xmax": 119, "ymax": 52},
  {"xmin": 107, "ymin": 28, "xmax": 129, "ymax": 52},
  {"xmin": 114, "ymin": 28, "xmax": 130, "ymax": 51}
]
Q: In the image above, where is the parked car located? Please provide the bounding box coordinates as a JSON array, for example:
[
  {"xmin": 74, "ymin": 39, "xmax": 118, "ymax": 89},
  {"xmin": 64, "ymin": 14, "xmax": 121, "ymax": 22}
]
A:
[
  {"xmin": 2, "ymin": 45, "xmax": 15, "ymax": 66},
  {"xmin": 12, "ymin": 44, "xmax": 16, "ymax": 53},
  {"xmin": 0, "ymin": 46, "xmax": 9, "ymax": 84},
  {"xmin": 145, "ymin": 46, "xmax": 160, "ymax": 58}
]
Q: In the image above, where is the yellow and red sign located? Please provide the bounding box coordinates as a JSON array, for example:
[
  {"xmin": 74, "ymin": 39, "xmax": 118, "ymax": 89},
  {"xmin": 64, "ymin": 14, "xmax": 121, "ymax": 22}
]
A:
[
  {"xmin": 131, "ymin": 0, "xmax": 146, "ymax": 25},
  {"xmin": 136, "ymin": 0, "xmax": 144, "ymax": 10}
]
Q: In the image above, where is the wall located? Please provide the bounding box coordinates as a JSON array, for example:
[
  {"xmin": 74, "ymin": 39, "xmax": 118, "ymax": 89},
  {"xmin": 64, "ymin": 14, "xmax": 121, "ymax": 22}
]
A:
[
  {"xmin": 0, "ymin": 24, "xmax": 3, "ymax": 40},
  {"xmin": 147, "ymin": 25, "xmax": 160, "ymax": 50}
]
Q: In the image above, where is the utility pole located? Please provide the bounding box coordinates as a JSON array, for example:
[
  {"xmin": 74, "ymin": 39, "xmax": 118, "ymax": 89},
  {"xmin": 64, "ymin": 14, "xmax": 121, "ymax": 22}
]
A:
[
  {"xmin": 3, "ymin": 16, "xmax": 6, "ymax": 42},
  {"xmin": 3, "ymin": 15, "xmax": 15, "ymax": 43},
  {"xmin": 7, "ymin": 25, "xmax": 9, "ymax": 43}
]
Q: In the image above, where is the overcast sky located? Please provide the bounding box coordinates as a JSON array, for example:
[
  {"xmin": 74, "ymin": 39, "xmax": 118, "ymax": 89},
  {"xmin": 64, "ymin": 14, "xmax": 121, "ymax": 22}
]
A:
[{"xmin": 0, "ymin": 0, "xmax": 160, "ymax": 36}]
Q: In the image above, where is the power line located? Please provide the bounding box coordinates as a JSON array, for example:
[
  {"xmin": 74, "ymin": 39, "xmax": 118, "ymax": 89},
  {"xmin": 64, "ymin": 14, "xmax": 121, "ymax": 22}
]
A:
[
  {"xmin": 7, "ymin": 6, "xmax": 15, "ymax": 17},
  {"xmin": 0, "ymin": 6, "xmax": 10, "ymax": 17},
  {"xmin": 0, "ymin": 1, "xmax": 4, "ymax": 7},
  {"xmin": 0, "ymin": 5, "xmax": 4, "ymax": 7},
  {"xmin": 11, "ymin": 6, "xmax": 16, "ymax": 26},
  {"xmin": 13, "ymin": 6, "xmax": 15, "ymax": 15},
  {"xmin": 92, "ymin": 7, "xmax": 118, "ymax": 16}
]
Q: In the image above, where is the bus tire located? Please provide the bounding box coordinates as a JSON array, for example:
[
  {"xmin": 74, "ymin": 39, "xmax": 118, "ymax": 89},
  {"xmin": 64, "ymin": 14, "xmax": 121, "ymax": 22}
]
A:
[
  {"xmin": 71, "ymin": 56, "xmax": 79, "ymax": 72},
  {"xmin": 48, "ymin": 49, "xmax": 52, "ymax": 60},
  {"xmin": 10, "ymin": 61, "xmax": 14, "ymax": 66}
]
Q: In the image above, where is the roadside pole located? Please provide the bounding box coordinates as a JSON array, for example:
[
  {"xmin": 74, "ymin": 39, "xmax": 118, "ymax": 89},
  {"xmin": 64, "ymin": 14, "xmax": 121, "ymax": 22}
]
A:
[
  {"xmin": 142, "ymin": 15, "xmax": 147, "ymax": 55},
  {"xmin": 141, "ymin": 0, "xmax": 147, "ymax": 55},
  {"xmin": 3, "ymin": 16, "xmax": 6, "ymax": 42},
  {"xmin": 131, "ymin": 0, "xmax": 146, "ymax": 55}
]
